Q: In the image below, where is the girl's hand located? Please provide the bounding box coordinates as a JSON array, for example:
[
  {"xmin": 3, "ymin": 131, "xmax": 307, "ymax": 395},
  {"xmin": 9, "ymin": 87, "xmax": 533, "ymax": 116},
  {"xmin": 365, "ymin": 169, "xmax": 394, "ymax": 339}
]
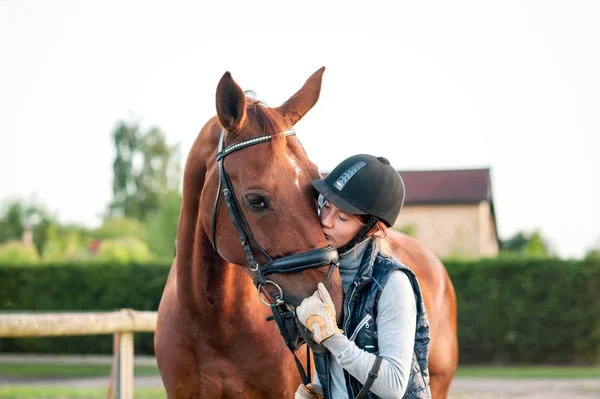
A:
[
  {"xmin": 296, "ymin": 283, "xmax": 342, "ymax": 344},
  {"xmin": 294, "ymin": 383, "xmax": 325, "ymax": 399}
]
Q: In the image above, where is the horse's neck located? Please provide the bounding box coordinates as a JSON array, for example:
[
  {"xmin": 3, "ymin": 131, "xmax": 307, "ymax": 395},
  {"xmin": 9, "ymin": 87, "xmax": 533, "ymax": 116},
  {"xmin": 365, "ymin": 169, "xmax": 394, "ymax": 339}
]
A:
[{"xmin": 174, "ymin": 123, "xmax": 262, "ymax": 322}]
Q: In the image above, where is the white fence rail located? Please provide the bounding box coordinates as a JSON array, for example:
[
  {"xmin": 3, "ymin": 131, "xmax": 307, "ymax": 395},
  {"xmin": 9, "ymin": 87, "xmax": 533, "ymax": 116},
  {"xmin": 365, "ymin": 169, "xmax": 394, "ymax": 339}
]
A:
[{"xmin": 0, "ymin": 309, "xmax": 158, "ymax": 399}]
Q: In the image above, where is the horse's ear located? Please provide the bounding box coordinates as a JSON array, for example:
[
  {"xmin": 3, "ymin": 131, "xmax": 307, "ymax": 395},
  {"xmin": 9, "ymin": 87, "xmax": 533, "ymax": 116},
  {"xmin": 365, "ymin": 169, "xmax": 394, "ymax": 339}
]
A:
[
  {"xmin": 276, "ymin": 67, "xmax": 325, "ymax": 127},
  {"xmin": 216, "ymin": 72, "xmax": 247, "ymax": 133}
]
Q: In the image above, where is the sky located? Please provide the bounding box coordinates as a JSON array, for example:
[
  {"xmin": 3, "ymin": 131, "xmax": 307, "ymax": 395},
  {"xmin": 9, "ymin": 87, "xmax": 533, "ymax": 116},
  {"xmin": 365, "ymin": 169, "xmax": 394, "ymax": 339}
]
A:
[{"xmin": 1, "ymin": 1, "xmax": 598, "ymax": 258}]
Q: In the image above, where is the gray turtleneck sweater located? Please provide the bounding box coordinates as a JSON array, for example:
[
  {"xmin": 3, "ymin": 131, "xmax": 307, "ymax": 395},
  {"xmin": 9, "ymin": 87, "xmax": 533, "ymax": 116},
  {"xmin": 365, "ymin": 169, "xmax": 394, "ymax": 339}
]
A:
[{"xmin": 317, "ymin": 239, "xmax": 417, "ymax": 399}]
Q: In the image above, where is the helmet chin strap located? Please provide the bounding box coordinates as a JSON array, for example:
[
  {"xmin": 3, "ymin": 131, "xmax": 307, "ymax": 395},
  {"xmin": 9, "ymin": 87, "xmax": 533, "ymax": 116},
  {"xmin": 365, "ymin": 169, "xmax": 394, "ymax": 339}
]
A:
[{"xmin": 337, "ymin": 216, "xmax": 379, "ymax": 254}]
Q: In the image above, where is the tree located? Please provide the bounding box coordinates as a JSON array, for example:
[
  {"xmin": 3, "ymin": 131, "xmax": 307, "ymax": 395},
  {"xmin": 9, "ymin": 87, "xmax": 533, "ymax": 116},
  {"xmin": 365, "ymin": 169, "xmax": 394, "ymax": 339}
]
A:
[
  {"xmin": 0, "ymin": 201, "xmax": 24, "ymax": 243},
  {"xmin": 0, "ymin": 241, "xmax": 40, "ymax": 265},
  {"xmin": 146, "ymin": 191, "xmax": 182, "ymax": 259},
  {"xmin": 584, "ymin": 249, "xmax": 600, "ymax": 261},
  {"xmin": 41, "ymin": 223, "xmax": 95, "ymax": 262},
  {"xmin": 501, "ymin": 229, "xmax": 553, "ymax": 257},
  {"xmin": 94, "ymin": 217, "xmax": 148, "ymax": 241},
  {"xmin": 583, "ymin": 237, "xmax": 600, "ymax": 261},
  {"xmin": 501, "ymin": 232, "xmax": 529, "ymax": 252},
  {"xmin": 108, "ymin": 120, "xmax": 181, "ymax": 221},
  {"xmin": 0, "ymin": 199, "xmax": 54, "ymax": 255},
  {"xmin": 95, "ymin": 237, "xmax": 152, "ymax": 264}
]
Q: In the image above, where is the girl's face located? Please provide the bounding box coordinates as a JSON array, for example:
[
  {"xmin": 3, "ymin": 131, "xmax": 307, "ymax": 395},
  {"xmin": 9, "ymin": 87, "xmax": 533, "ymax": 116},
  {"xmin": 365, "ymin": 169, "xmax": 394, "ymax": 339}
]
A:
[{"xmin": 319, "ymin": 198, "xmax": 364, "ymax": 249}]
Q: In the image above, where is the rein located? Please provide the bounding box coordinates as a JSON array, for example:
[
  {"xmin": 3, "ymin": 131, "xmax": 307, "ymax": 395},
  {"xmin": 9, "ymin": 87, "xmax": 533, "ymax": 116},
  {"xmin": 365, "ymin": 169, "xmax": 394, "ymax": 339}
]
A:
[{"xmin": 210, "ymin": 128, "xmax": 339, "ymax": 386}]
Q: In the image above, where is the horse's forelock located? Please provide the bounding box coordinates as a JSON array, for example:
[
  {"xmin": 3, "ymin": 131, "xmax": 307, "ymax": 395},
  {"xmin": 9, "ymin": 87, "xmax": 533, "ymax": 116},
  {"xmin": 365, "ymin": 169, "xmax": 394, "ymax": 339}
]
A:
[{"xmin": 238, "ymin": 98, "xmax": 288, "ymax": 161}]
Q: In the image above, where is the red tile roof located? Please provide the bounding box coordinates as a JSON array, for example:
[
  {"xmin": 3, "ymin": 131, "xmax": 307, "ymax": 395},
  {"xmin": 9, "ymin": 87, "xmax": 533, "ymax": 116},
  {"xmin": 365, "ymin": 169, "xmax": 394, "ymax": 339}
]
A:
[
  {"xmin": 320, "ymin": 168, "xmax": 493, "ymax": 205},
  {"xmin": 398, "ymin": 168, "xmax": 492, "ymax": 204},
  {"xmin": 320, "ymin": 167, "xmax": 498, "ymax": 242}
]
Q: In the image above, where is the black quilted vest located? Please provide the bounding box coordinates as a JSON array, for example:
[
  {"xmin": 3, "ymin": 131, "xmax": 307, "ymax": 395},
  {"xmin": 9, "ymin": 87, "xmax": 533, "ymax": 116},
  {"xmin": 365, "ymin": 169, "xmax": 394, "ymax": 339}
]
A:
[{"xmin": 313, "ymin": 242, "xmax": 431, "ymax": 399}]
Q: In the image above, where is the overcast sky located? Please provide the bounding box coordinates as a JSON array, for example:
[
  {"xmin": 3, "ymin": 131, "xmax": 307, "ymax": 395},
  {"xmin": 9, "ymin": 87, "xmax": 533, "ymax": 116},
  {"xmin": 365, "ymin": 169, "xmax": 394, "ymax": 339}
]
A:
[{"xmin": 1, "ymin": 0, "xmax": 598, "ymax": 258}]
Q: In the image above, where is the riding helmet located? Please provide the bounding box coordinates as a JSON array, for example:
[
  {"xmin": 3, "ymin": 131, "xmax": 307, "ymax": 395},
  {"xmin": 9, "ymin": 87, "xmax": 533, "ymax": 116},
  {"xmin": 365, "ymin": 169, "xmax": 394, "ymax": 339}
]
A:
[{"xmin": 312, "ymin": 154, "xmax": 405, "ymax": 227}]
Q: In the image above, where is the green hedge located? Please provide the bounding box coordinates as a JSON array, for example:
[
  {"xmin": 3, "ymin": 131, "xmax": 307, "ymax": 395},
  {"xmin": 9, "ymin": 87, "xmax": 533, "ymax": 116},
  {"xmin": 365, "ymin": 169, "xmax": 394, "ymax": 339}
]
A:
[
  {"xmin": 445, "ymin": 257, "xmax": 600, "ymax": 364},
  {"xmin": 0, "ymin": 263, "xmax": 170, "ymax": 356},
  {"xmin": 1, "ymin": 258, "xmax": 599, "ymax": 364}
]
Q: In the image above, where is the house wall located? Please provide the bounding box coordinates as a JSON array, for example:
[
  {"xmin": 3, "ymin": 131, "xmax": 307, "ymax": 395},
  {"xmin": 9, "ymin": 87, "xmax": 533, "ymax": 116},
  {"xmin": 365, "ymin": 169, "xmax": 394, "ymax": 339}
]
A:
[
  {"xmin": 393, "ymin": 202, "xmax": 498, "ymax": 258},
  {"xmin": 478, "ymin": 201, "xmax": 500, "ymax": 257}
]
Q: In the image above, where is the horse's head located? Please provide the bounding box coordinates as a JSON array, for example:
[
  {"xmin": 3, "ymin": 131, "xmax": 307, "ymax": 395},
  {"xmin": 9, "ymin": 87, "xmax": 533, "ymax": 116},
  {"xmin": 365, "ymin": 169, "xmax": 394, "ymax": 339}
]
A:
[{"xmin": 197, "ymin": 67, "xmax": 343, "ymax": 321}]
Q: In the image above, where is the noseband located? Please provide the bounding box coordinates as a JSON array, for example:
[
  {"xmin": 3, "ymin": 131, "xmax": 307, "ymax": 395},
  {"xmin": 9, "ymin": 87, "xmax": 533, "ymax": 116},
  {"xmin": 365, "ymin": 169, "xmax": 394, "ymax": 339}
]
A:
[{"xmin": 210, "ymin": 128, "xmax": 339, "ymax": 385}]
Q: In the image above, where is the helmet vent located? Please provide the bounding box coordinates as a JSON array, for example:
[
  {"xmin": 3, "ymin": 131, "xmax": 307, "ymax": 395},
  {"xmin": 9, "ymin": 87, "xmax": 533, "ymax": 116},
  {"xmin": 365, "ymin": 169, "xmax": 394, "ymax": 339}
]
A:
[{"xmin": 333, "ymin": 161, "xmax": 366, "ymax": 191}]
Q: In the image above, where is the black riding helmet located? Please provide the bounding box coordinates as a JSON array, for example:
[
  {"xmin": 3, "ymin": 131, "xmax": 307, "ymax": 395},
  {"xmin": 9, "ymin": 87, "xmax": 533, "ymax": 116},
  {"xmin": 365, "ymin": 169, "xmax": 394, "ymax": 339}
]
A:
[{"xmin": 312, "ymin": 154, "xmax": 405, "ymax": 252}]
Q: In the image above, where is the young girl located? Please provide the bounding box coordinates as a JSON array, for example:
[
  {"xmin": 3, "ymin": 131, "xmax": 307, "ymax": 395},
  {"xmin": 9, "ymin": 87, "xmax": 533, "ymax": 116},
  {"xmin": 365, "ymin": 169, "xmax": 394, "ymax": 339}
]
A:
[{"xmin": 295, "ymin": 154, "xmax": 431, "ymax": 399}]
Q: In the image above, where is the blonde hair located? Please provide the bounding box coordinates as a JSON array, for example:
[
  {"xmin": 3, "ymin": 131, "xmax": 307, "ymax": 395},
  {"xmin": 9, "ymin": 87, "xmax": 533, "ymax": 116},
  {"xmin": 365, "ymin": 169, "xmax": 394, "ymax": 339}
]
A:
[{"xmin": 356, "ymin": 215, "xmax": 393, "ymax": 257}]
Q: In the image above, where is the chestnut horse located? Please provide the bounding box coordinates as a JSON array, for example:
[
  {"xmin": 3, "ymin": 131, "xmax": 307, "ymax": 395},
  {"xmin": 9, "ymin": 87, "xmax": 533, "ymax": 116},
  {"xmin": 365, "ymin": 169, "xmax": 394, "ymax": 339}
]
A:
[
  {"xmin": 388, "ymin": 230, "xmax": 458, "ymax": 398},
  {"xmin": 155, "ymin": 68, "xmax": 458, "ymax": 398}
]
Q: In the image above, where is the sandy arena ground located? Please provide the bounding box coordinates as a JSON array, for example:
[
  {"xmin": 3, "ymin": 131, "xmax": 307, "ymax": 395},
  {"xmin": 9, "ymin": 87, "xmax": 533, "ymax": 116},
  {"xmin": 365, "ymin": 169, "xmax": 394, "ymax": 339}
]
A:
[
  {"xmin": 2, "ymin": 375, "xmax": 600, "ymax": 398},
  {"xmin": 448, "ymin": 377, "xmax": 600, "ymax": 399}
]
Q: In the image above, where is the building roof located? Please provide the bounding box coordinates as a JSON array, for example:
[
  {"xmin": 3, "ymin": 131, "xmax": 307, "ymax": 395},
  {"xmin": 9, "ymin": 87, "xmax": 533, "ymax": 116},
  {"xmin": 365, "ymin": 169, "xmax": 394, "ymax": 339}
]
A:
[
  {"xmin": 396, "ymin": 168, "xmax": 500, "ymax": 248},
  {"xmin": 320, "ymin": 167, "xmax": 494, "ymax": 205},
  {"xmin": 398, "ymin": 168, "xmax": 492, "ymax": 205},
  {"xmin": 320, "ymin": 167, "xmax": 499, "ymax": 243}
]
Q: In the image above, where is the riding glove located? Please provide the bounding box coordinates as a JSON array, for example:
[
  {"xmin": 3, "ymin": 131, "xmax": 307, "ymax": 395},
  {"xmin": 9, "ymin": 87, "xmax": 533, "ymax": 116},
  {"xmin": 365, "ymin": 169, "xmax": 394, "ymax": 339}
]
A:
[
  {"xmin": 296, "ymin": 283, "xmax": 342, "ymax": 344},
  {"xmin": 294, "ymin": 383, "xmax": 324, "ymax": 399}
]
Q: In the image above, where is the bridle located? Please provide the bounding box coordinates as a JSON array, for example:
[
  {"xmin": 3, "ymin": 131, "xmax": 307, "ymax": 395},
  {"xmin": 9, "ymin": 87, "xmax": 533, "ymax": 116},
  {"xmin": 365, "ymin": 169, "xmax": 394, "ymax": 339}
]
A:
[{"xmin": 210, "ymin": 128, "xmax": 339, "ymax": 385}]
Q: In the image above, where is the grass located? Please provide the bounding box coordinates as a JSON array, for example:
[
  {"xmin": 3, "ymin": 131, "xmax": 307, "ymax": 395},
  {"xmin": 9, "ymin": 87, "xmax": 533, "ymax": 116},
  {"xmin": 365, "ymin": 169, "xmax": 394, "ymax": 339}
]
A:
[
  {"xmin": 456, "ymin": 365, "xmax": 600, "ymax": 378},
  {"xmin": 0, "ymin": 363, "xmax": 159, "ymax": 379},
  {"xmin": 0, "ymin": 387, "xmax": 166, "ymax": 399}
]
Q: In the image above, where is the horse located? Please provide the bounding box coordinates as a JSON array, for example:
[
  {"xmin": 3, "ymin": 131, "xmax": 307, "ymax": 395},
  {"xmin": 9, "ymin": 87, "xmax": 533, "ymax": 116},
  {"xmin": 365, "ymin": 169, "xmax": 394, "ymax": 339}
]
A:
[
  {"xmin": 155, "ymin": 67, "xmax": 458, "ymax": 398},
  {"xmin": 387, "ymin": 230, "xmax": 458, "ymax": 398}
]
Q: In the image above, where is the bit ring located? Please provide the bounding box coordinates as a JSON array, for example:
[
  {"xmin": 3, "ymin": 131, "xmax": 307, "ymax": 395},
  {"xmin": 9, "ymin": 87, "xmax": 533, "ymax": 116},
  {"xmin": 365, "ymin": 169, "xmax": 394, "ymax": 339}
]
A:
[{"xmin": 258, "ymin": 280, "xmax": 284, "ymax": 306}]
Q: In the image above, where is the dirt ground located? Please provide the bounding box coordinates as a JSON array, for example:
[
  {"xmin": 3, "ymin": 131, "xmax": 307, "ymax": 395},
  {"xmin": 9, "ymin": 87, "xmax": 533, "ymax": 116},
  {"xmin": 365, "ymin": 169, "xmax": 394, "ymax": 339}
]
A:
[
  {"xmin": 2, "ymin": 375, "xmax": 600, "ymax": 398},
  {"xmin": 2, "ymin": 355, "xmax": 599, "ymax": 397},
  {"xmin": 448, "ymin": 377, "xmax": 600, "ymax": 399}
]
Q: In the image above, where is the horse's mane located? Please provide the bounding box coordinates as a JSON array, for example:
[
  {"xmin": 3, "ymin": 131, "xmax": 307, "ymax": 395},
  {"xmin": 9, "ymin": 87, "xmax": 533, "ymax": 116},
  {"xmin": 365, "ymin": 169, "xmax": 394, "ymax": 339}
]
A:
[{"xmin": 239, "ymin": 94, "xmax": 288, "ymax": 159}]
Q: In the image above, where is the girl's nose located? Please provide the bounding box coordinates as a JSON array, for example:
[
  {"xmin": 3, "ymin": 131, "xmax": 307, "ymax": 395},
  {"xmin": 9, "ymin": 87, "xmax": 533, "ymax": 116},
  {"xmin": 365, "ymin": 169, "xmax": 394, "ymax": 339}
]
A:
[{"xmin": 320, "ymin": 210, "xmax": 334, "ymax": 229}]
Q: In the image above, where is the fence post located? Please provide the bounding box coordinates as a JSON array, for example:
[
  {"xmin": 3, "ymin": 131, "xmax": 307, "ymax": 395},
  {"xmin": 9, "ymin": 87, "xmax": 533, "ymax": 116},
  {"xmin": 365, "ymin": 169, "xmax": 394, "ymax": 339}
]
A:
[
  {"xmin": 119, "ymin": 331, "xmax": 134, "ymax": 399},
  {"xmin": 108, "ymin": 333, "xmax": 120, "ymax": 399}
]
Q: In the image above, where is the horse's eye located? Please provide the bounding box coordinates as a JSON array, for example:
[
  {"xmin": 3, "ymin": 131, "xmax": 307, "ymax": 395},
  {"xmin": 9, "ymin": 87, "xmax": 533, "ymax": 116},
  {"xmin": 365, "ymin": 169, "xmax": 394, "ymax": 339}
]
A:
[{"xmin": 245, "ymin": 194, "xmax": 268, "ymax": 210}]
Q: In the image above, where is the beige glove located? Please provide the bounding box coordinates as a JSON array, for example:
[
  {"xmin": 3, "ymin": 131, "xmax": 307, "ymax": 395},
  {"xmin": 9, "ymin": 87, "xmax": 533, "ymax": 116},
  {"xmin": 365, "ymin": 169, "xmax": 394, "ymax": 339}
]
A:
[
  {"xmin": 296, "ymin": 283, "xmax": 342, "ymax": 344},
  {"xmin": 294, "ymin": 383, "xmax": 324, "ymax": 399}
]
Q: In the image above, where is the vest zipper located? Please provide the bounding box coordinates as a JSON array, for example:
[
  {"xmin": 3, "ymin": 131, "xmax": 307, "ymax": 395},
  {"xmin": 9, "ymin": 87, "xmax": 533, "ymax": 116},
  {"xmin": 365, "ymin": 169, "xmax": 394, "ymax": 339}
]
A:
[
  {"xmin": 344, "ymin": 283, "xmax": 358, "ymax": 333},
  {"xmin": 349, "ymin": 314, "xmax": 372, "ymax": 342}
]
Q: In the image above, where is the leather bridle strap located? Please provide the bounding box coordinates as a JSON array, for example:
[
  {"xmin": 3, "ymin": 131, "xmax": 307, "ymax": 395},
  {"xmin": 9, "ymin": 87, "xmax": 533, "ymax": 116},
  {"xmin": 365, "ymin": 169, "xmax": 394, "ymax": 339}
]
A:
[
  {"xmin": 270, "ymin": 302, "xmax": 313, "ymax": 386},
  {"xmin": 209, "ymin": 127, "xmax": 341, "ymax": 388},
  {"xmin": 260, "ymin": 246, "xmax": 339, "ymax": 276},
  {"xmin": 210, "ymin": 129, "xmax": 296, "ymax": 259},
  {"xmin": 211, "ymin": 129, "xmax": 339, "ymax": 284},
  {"xmin": 355, "ymin": 356, "xmax": 383, "ymax": 399}
]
